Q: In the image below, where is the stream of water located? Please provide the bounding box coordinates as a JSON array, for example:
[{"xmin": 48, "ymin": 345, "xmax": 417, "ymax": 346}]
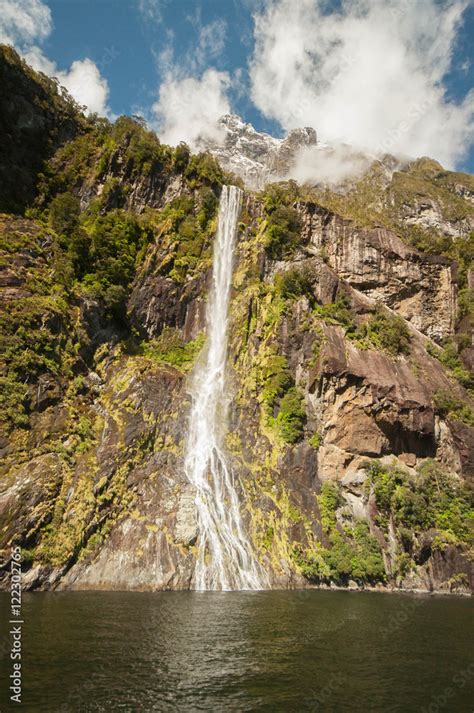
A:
[{"xmin": 184, "ymin": 185, "xmax": 265, "ymax": 591}]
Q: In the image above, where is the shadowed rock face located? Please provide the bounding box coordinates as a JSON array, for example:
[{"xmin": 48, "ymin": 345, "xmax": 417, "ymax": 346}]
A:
[
  {"xmin": 0, "ymin": 46, "xmax": 82, "ymax": 213},
  {"xmin": 0, "ymin": 48, "xmax": 472, "ymax": 595}
]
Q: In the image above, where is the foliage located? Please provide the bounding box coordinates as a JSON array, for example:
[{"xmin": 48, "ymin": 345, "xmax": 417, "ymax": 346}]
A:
[
  {"xmin": 427, "ymin": 340, "xmax": 473, "ymax": 391},
  {"xmin": 0, "ymin": 375, "xmax": 29, "ymax": 430},
  {"xmin": 366, "ymin": 460, "xmax": 473, "ymax": 546},
  {"xmin": 458, "ymin": 287, "xmax": 474, "ymax": 321},
  {"xmin": 325, "ymin": 524, "xmax": 386, "ymax": 585},
  {"xmin": 141, "ymin": 328, "xmax": 205, "ymax": 371},
  {"xmin": 185, "ymin": 152, "xmax": 225, "ymax": 188},
  {"xmin": 259, "ymin": 352, "xmax": 292, "ymax": 410},
  {"xmin": 264, "ymin": 205, "xmax": 303, "ymax": 259},
  {"xmin": 270, "ymin": 386, "xmax": 306, "ymax": 443},
  {"xmin": 99, "ymin": 115, "xmax": 173, "ymax": 178},
  {"xmin": 256, "ymin": 351, "xmax": 306, "ymax": 443},
  {"xmin": 275, "ymin": 267, "xmax": 314, "ymax": 302},
  {"xmin": 173, "ymin": 142, "xmax": 191, "ymax": 172},
  {"xmin": 433, "ymin": 390, "xmax": 474, "ymax": 426},
  {"xmin": 153, "ymin": 191, "xmax": 217, "ymax": 283},
  {"xmin": 318, "ymin": 481, "xmax": 343, "ymax": 533},
  {"xmin": 352, "ymin": 306, "xmax": 411, "ymax": 356},
  {"xmin": 262, "ymin": 181, "xmax": 301, "ymax": 213},
  {"xmin": 314, "ymin": 298, "xmax": 411, "ymax": 357},
  {"xmin": 313, "ymin": 296, "xmax": 355, "ymax": 329},
  {"xmin": 409, "ymin": 230, "xmax": 474, "ymax": 293},
  {"xmin": 49, "ymin": 192, "xmax": 81, "ymax": 235},
  {"xmin": 296, "ymin": 485, "xmax": 386, "ymax": 585},
  {"xmin": 80, "ymin": 210, "xmax": 153, "ymax": 319}
]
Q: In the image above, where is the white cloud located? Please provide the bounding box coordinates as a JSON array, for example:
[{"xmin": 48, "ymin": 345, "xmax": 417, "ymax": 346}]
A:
[
  {"xmin": 194, "ymin": 18, "xmax": 227, "ymax": 70},
  {"xmin": 0, "ymin": 0, "xmax": 111, "ymax": 116},
  {"xmin": 0, "ymin": 0, "xmax": 51, "ymax": 45},
  {"xmin": 137, "ymin": 0, "xmax": 168, "ymax": 23},
  {"xmin": 249, "ymin": 0, "xmax": 474, "ymax": 169},
  {"xmin": 24, "ymin": 47, "xmax": 109, "ymax": 115},
  {"xmin": 152, "ymin": 68, "xmax": 231, "ymax": 148},
  {"xmin": 150, "ymin": 15, "xmax": 230, "ymax": 148}
]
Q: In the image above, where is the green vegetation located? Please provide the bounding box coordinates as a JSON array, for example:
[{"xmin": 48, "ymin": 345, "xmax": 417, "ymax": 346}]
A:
[
  {"xmin": 256, "ymin": 351, "xmax": 306, "ymax": 443},
  {"xmin": 80, "ymin": 210, "xmax": 153, "ymax": 318},
  {"xmin": 261, "ymin": 183, "xmax": 303, "ymax": 259},
  {"xmin": 264, "ymin": 205, "xmax": 303, "ymax": 259},
  {"xmin": 367, "ymin": 461, "xmax": 473, "ymax": 548},
  {"xmin": 184, "ymin": 151, "xmax": 227, "ymax": 188},
  {"xmin": 141, "ymin": 328, "xmax": 205, "ymax": 372},
  {"xmin": 427, "ymin": 339, "xmax": 473, "ymax": 391},
  {"xmin": 318, "ymin": 481, "xmax": 342, "ymax": 532},
  {"xmin": 270, "ymin": 386, "xmax": 306, "ymax": 444},
  {"xmin": 309, "ymin": 432, "xmax": 321, "ymax": 450},
  {"xmin": 313, "ymin": 298, "xmax": 411, "ymax": 356},
  {"xmin": 352, "ymin": 306, "xmax": 411, "ymax": 356},
  {"xmin": 313, "ymin": 295, "xmax": 355, "ymax": 329},
  {"xmin": 295, "ymin": 482, "xmax": 386, "ymax": 585},
  {"xmin": 275, "ymin": 267, "xmax": 314, "ymax": 302},
  {"xmin": 297, "ymin": 458, "xmax": 473, "ymax": 587},
  {"xmin": 433, "ymin": 390, "xmax": 474, "ymax": 426},
  {"xmin": 0, "ymin": 218, "xmax": 79, "ymax": 435},
  {"xmin": 151, "ymin": 191, "xmax": 217, "ymax": 283}
]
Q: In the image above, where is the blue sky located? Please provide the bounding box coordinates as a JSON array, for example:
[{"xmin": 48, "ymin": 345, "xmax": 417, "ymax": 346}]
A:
[
  {"xmin": 2, "ymin": 0, "xmax": 474, "ymax": 172},
  {"xmin": 43, "ymin": 0, "xmax": 281, "ymax": 134}
]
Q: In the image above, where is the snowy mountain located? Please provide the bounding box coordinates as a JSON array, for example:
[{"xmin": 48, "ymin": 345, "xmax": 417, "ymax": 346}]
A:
[
  {"xmin": 199, "ymin": 114, "xmax": 376, "ymax": 188},
  {"xmin": 198, "ymin": 114, "xmax": 318, "ymax": 187}
]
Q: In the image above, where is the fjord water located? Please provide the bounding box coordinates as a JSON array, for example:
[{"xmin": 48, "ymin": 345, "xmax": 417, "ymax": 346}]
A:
[
  {"xmin": 1, "ymin": 591, "xmax": 472, "ymax": 712},
  {"xmin": 184, "ymin": 185, "xmax": 265, "ymax": 590}
]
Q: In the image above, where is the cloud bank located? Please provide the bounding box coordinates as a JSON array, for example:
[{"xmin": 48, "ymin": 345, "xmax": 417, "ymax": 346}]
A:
[
  {"xmin": 150, "ymin": 15, "xmax": 232, "ymax": 148},
  {"xmin": 152, "ymin": 68, "xmax": 231, "ymax": 147},
  {"xmin": 249, "ymin": 0, "xmax": 474, "ymax": 168},
  {"xmin": 0, "ymin": 0, "xmax": 110, "ymax": 116}
]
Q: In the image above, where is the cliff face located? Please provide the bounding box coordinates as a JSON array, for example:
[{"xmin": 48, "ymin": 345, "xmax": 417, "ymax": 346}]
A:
[
  {"xmin": 0, "ymin": 48, "xmax": 473, "ymax": 594},
  {"xmin": 0, "ymin": 46, "xmax": 83, "ymax": 214}
]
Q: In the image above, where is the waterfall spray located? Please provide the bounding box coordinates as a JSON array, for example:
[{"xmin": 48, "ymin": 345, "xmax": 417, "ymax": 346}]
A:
[{"xmin": 184, "ymin": 185, "xmax": 265, "ymax": 591}]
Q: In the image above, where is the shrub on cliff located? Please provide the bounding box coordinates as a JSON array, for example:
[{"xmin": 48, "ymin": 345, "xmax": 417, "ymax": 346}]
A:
[
  {"xmin": 276, "ymin": 267, "xmax": 314, "ymax": 302},
  {"xmin": 264, "ymin": 205, "xmax": 303, "ymax": 259},
  {"xmin": 352, "ymin": 305, "xmax": 411, "ymax": 355},
  {"xmin": 258, "ymin": 352, "xmax": 306, "ymax": 443},
  {"xmin": 142, "ymin": 328, "xmax": 205, "ymax": 372},
  {"xmin": 433, "ymin": 390, "xmax": 474, "ymax": 426},
  {"xmin": 270, "ymin": 386, "xmax": 306, "ymax": 443},
  {"xmin": 366, "ymin": 460, "xmax": 473, "ymax": 547},
  {"xmin": 185, "ymin": 152, "xmax": 225, "ymax": 188}
]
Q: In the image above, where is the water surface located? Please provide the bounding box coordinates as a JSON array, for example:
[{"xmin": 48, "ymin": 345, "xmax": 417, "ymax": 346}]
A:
[{"xmin": 0, "ymin": 590, "xmax": 472, "ymax": 712}]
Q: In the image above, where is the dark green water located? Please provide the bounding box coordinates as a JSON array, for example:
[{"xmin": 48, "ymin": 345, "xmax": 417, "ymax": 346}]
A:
[{"xmin": 0, "ymin": 590, "xmax": 472, "ymax": 712}]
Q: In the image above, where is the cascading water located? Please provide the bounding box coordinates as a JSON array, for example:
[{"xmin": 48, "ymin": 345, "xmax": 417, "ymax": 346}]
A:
[{"xmin": 184, "ymin": 185, "xmax": 266, "ymax": 591}]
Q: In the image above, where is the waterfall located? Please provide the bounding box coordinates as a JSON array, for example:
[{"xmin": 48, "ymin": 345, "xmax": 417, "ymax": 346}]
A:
[{"xmin": 184, "ymin": 185, "xmax": 265, "ymax": 591}]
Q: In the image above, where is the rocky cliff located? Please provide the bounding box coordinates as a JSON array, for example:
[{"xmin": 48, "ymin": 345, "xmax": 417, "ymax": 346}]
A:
[{"xmin": 0, "ymin": 46, "xmax": 473, "ymax": 594}]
